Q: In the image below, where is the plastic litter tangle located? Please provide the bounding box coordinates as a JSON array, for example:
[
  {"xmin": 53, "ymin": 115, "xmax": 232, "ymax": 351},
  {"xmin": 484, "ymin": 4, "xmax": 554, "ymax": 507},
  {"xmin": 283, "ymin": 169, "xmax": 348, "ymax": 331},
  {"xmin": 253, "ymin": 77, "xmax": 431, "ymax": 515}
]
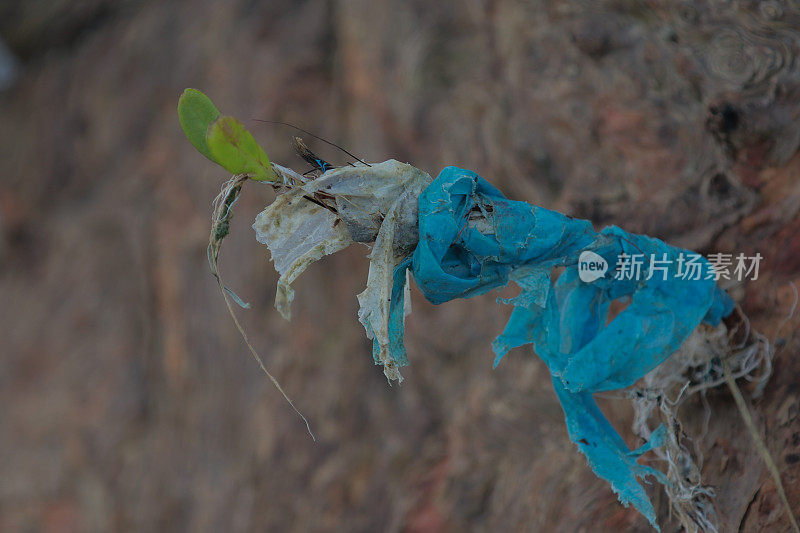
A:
[
  {"xmin": 254, "ymin": 163, "xmax": 734, "ymax": 529},
  {"xmin": 176, "ymin": 86, "xmax": 741, "ymax": 528}
]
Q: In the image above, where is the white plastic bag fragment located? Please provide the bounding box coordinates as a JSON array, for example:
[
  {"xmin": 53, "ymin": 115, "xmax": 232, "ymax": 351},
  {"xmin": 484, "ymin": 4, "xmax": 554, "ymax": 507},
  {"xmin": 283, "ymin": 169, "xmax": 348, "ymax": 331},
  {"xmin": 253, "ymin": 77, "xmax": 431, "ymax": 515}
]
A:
[
  {"xmin": 302, "ymin": 160, "xmax": 430, "ymax": 253},
  {"xmin": 356, "ymin": 199, "xmax": 407, "ymax": 381},
  {"xmin": 253, "ymin": 187, "xmax": 352, "ymax": 319},
  {"xmin": 253, "ymin": 160, "xmax": 431, "ymax": 381}
]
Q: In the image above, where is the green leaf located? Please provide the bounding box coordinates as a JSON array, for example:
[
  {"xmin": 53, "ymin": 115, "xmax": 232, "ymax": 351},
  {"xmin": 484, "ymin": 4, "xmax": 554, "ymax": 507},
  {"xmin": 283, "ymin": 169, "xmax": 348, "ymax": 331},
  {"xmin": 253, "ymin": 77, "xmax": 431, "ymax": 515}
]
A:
[
  {"xmin": 178, "ymin": 88, "xmax": 220, "ymax": 162},
  {"xmin": 206, "ymin": 116, "xmax": 276, "ymax": 181}
]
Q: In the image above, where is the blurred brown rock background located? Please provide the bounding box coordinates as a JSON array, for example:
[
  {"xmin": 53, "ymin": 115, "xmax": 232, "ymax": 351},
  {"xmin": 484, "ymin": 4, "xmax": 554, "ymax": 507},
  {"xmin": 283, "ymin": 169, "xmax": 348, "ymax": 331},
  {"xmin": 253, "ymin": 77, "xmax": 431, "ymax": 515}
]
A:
[{"xmin": 0, "ymin": 1, "xmax": 799, "ymax": 531}]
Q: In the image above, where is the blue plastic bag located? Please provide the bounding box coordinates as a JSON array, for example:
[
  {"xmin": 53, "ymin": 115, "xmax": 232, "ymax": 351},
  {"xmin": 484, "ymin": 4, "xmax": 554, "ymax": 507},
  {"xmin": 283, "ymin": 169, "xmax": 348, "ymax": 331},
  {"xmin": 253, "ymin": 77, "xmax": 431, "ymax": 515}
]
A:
[{"xmin": 385, "ymin": 166, "xmax": 734, "ymax": 528}]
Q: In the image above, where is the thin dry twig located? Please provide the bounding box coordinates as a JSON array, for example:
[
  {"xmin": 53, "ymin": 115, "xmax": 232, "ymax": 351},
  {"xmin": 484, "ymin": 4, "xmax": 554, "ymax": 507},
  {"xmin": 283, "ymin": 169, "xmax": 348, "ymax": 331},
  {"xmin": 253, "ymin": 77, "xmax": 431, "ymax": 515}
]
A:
[
  {"xmin": 208, "ymin": 174, "xmax": 315, "ymax": 441},
  {"xmin": 723, "ymin": 356, "xmax": 799, "ymax": 533}
]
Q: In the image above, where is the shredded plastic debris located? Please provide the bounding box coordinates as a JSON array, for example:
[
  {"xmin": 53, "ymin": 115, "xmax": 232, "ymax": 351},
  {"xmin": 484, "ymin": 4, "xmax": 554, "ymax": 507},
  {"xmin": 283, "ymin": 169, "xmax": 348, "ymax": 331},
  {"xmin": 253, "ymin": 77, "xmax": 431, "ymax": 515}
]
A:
[
  {"xmin": 178, "ymin": 89, "xmax": 794, "ymax": 530},
  {"xmin": 253, "ymin": 159, "xmax": 431, "ymax": 381},
  {"xmin": 252, "ymin": 163, "xmax": 739, "ymax": 528}
]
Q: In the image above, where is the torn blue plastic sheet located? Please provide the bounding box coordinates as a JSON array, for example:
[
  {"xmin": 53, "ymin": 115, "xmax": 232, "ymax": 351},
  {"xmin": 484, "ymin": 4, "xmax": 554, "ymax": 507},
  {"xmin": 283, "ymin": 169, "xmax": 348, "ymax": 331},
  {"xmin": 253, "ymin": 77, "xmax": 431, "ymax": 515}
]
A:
[{"xmin": 385, "ymin": 166, "xmax": 734, "ymax": 529}]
